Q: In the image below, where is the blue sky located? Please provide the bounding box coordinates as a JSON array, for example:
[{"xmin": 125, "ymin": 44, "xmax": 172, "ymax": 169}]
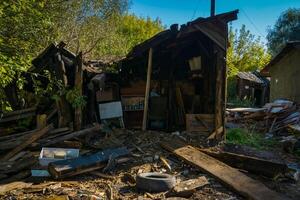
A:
[{"xmin": 129, "ymin": 0, "xmax": 300, "ymax": 45}]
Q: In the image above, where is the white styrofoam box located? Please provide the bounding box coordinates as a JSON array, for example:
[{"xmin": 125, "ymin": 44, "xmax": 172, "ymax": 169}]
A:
[
  {"xmin": 39, "ymin": 147, "xmax": 79, "ymax": 166},
  {"xmin": 99, "ymin": 101, "xmax": 123, "ymax": 119}
]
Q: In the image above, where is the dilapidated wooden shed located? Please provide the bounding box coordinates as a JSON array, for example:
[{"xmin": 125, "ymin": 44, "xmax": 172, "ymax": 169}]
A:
[
  {"xmin": 261, "ymin": 41, "xmax": 300, "ymax": 103},
  {"xmin": 118, "ymin": 10, "xmax": 238, "ymax": 139},
  {"xmin": 236, "ymin": 71, "xmax": 269, "ymax": 106}
]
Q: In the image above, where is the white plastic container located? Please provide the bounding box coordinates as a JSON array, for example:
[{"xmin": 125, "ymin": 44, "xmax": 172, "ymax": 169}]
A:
[{"xmin": 39, "ymin": 147, "xmax": 79, "ymax": 166}]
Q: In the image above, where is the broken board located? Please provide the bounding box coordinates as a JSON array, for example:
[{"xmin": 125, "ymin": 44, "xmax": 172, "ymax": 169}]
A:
[
  {"xmin": 161, "ymin": 142, "xmax": 289, "ymax": 200},
  {"xmin": 48, "ymin": 147, "xmax": 129, "ymax": 178}
]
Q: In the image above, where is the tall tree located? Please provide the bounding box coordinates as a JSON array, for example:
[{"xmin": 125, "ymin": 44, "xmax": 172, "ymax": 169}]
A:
[
  {"xmin": 227, "ymin": 25, "xmax": 271, "ymax": 77},
  {"xmin": 267, "ymin": 8, "xmax": 300, "ymax": 55}
]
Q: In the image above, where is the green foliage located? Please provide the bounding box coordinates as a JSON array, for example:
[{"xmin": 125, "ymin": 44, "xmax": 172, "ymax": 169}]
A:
[
  {"xmin": 0, "ymin": 0, "xmax": 164, "ymax": 110},
  {"xmin": 267, "ymin": 8, "xmax": 300, "ymax": 56},
  {"xmin": 66, "ymin": 88, "xmax": 87, "ymax": 108},
  {"xmin": 227, "ymin": 25, "xmax": 271, "ymax": 77},
  {"xmin": 226, "ymin": 128, "xmax": 278, "ymax": 150},
  {"xmin": 118, "ymin": 14, "xmax": 164, "ymax": 52},
  {"xmin": 228, "ymin": 96, "xmax": 255, "ymax": 108}
]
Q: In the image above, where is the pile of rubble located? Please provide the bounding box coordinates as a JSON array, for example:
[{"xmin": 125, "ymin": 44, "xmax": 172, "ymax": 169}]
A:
[{"xmin": 227, "ymin": 99, "xmax": 300, "ymax": 135}]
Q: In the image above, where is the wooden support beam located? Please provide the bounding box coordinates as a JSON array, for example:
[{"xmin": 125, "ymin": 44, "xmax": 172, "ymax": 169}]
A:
[
  {"xmin": 214, "ymin": 49, "xmax": 225, "ymax": 140},
  {"xmin": 142, "ymin": 48, "xmax": 153, "ymax": 131},
  {"xmin": 161, "ymin": 141, "xmax": 289, "ymax": 200},
  {"xmin": 74, "ymin": 52, "xmax": 83, "ymax": 131}
]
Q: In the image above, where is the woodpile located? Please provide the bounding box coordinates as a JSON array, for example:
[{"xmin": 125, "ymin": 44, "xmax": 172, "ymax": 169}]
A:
[{"xmin": 227, "ymin": 99, "xmax": 300, "ymax": 134}]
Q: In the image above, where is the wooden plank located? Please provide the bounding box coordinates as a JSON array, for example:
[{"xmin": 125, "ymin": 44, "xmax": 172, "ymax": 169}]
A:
[
  {"xmin": 0, "ymin": 112, "xmax": 35, "ymax": 123},
  {"xmin": 0, "ymin": 181, "xmax": 33, "ymax": 195},
  {"xmin": 0, "ymin": 170, "xmax": 31, "ymax": 184},
  {"xmin": 167, "ymin": 176, "xmax": 209, "ymax": 198},
  {"xmin": 2, "ymin": 107, "xmax": 36, "ymax": 118},
  {"xmin": 199, "ymin": 149, "xmax": 288, "ymax": 178},
  {"xmin": 1, "ymin": 124, "xmax": 54, "ymax": 161},
  {"xmin": 48, "ymin": 147, "xmax": 129, "ymax": 178},
  {"xmin": 43, "ymin": 124, "xmax": 101, "ymax": 147},
  {"xmin": 161, "ymin": 142, "xmax": 288, "ymax": 200},
  {"xmin": 142, "ymin": 48, "xmax": 153, "ymax": 130}
]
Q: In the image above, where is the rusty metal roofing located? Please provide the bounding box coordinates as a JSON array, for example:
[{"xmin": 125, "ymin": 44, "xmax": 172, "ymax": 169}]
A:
[{"xmin": 237, "ymin": 71, "xmax": 264, "ymax": 84}]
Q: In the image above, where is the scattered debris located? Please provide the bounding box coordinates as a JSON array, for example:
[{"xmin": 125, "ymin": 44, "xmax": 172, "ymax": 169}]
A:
[
  {"xmin": 161, "ymin": 141, "xmax": 289, "ymax": 200},
  {"xmin": 166, "ymin": 176, "xmax": 209, "ymax": 198}
]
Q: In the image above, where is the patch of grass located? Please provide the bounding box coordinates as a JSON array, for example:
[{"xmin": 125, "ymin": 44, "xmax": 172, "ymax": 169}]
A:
[
  {"xmin": 228, "ymin": 96, "xmax": 255, "ymax": 108},
  {"xmin": 226, "ymin": 128, "xmax": 278, "ymax": 150}
]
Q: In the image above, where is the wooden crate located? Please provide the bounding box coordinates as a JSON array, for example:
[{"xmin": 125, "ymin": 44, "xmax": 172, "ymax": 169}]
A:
[{"xmin": 186, "ymin": 114, "xmax": 215, "ymax": 133}]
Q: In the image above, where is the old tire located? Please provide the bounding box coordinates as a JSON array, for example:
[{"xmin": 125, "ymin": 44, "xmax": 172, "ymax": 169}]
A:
[{"xmin": 136, "ymin": 172, "xmax": 176, "ymax": 192}]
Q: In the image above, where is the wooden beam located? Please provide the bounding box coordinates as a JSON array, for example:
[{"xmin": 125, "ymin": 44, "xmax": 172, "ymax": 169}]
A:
[
  {"xmin": 199, "ymin": 149, "xmax": 288, "ymax": 178},
  {"xmin": 161, "ymin": 142, "xmax": 289, "ymax": 200},
  {"xmin": 142, "ymin": 48, "xmax": 153, "ymax": 130},
  {"xmin": 2, "ymin": 107, "xmax": 36, "ymax": 118},
  {"xmin": 214, "ymin": 49, "xmax": 225, "ymax": 140},
  {"xmin": 42, "ymin": 124, "xmax": 101, "ymax": 147},
  {"xmin": 74, "ymin": 52, "xmax": 83, "ymax": 131},
  {"xmin": 1, "ymin": 124, "xmax": 54, "ymax": 161}
]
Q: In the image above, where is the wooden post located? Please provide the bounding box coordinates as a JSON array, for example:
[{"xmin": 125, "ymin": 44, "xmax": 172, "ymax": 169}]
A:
[
  {"xmin": 36, "ymin": 114, "xmax": 47, "ymax": 129},
  {"xmin": 214, "ymin": 48, "xmax": 224, "ymax": 140},
  {"xmin": 211, "ymin": 0, "xmax": 216, "ymax": 16},
  {"xmin": 142, "ymin": 48, "xmax": 153, "ymax": 131},
  {"xmin": 74, "ymin": 52, "xmax": 83, "ymax": 131}
]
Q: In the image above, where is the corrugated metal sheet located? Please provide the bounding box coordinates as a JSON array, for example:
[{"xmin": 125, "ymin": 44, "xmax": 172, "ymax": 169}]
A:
[{"xmin": 237, "ymin": 72, "xmax": 264, "ymax": 84}]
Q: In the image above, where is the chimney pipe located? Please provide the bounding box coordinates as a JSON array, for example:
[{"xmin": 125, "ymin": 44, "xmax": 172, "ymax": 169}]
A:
[{"xmin": 211, "ymin": 0, "xmax": 215, "ymax": 16}]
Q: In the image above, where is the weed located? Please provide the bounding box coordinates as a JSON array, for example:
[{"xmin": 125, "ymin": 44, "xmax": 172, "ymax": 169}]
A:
[{"xmin": 226, "ymin": 128, "xmax": 278, "ymax": 150}]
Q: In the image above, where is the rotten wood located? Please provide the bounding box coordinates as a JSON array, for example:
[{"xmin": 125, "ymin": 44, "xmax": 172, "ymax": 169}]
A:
[
  {"xmin": 1, "ymin": 124, "xmax": 54, "ymax": 161},
  {"xmin": 166, "ymin": 176, "xmax": 209, "ymax": 198},
  {"xmin": 199, "ymin": 149, "xmax": 288, "ymax": 178},
  {"xmin": 161, "ymin": 141, "xmax": 288, "ymax": 200}
]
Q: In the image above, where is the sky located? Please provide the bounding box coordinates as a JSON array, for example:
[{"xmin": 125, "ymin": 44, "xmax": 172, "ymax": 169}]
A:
[{"xmin": 129, "ymin": 0, "xmax": 300, "ymax": 45}]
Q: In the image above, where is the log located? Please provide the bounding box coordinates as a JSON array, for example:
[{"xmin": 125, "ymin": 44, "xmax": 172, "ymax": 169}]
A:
[
  {"xmin": 48, "ymin": 147, "xmax": 129, "ymax": 178},
  {"xmin": 1, "ymin": 124, "xmax": 54, "ymax": 161},
  {"xmin": 161, "ymin": 141, "xmax": 289, "ymax": 200},
  {"xmin": 42, "ymin": 124, "xmax": 101, "ymax": 147}
]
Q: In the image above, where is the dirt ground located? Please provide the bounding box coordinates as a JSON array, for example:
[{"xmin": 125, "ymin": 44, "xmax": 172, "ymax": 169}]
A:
[{"xmin": 0, "ymin": 129, "xmax": 299, "ymax": 200}]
